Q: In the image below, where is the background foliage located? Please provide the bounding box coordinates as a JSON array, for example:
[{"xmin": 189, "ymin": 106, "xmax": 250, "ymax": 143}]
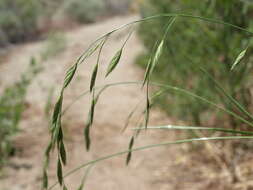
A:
[
  {"xmin": 0, "ymin": 0, "xmax": 132, "ymax": 46},
  {"xmin": 0, "ymin": 58, "xmax": 41, "ymax": 167},
  {"xmin": 64, "ymin": 0, "xmax": 106, "ymax": 23},
  {"xmin": 137, "ymin": 0, "xmax": 253, "ymax": 127},
  {"xmin": 0, "ymin": 0, "xmax": 41, "ymax": 45}
]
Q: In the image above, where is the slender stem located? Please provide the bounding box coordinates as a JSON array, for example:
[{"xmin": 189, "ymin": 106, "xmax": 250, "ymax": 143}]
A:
[
  {"xmin": 133, "ymin": 125, "xmax": 253, "ymax": 135},
  {"xmin": 48, "ymin": 136, "xmax": 253, "ymax": 189},
  {"xmin": 74, "ymin": 13, "xmax": 253, "ymax": 68},
  {"xmin": 61, "ymin": 81, "xmax": 253, "ymax": 128}
]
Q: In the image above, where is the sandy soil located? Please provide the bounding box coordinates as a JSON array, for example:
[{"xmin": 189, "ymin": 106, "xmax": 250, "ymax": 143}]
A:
[{"xmin": 1, "ymin": 15, "xmax": 252, "ymax": 190}]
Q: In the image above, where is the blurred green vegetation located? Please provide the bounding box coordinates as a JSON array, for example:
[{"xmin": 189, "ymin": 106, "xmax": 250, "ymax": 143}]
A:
[
  {"xmin": 0, "ymin": 0, "xmax": 41, "ymax": 44},
  {"xmin": 0, "ymin": 0, "xmax": 131, "ymax": 47},
  {"xmin": 137, "ymin": 0, "xmax": 253, "ymax": 127},
  {"xmin": 64, "ymin": 0, "xmax": 106, "ymax": 23},
  {"xmin": 0, "ymin": 58, "xmax": 41, "ymax": 167},
  {"xmin": 40, "ymin": 32, "xmax": 67, "ymax": 61}
]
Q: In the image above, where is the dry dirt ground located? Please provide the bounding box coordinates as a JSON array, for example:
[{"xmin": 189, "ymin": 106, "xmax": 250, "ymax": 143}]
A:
[{"xmin": 1, "ymin": 15, "xmax": 253, "ymax": 190}]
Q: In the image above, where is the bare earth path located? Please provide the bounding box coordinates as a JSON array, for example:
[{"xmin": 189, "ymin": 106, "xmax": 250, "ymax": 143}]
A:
[{"xmin": 0, "ymin": 15, "xmax": 239, "ymax": 190}]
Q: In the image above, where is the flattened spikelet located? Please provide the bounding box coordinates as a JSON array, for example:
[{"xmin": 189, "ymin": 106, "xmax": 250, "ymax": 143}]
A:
[
  {"xmin": 52, "ymin": 94, "xmax": 63, "ymax": 126},
  {"xmin": 64, "ymin": 63, "xmax": 77, "ymax": 89},
  {"xmin": 84, "ymin": 125, "xmax": 91, "ymax": 151},
  {"xmin": 60, "ymin": 141, "xmax": 67, "ymax": 165},
  {"xmin": 57, "ymin": 159, "xmax": 63, "ymax": 186},
  {"xmin": 231, "ymin": 48, "xmax": 248, "ymax": 70},
  {"xmin": 90, "ymin": 63, "xmax": 98, "ymax": 92},
  {"xmin": 105, "ymin": 49, "xmax": 122, "ymax": 77}
]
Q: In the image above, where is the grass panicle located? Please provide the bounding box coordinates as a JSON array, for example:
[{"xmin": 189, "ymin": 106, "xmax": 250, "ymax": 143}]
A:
[{"xmin": 45, "ymin": 13, "xmax": 253, "ymax": 190}]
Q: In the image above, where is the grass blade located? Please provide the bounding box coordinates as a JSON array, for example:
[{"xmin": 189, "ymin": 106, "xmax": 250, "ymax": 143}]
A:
[
  {"xmin": 134, "ymin": 125, "xmax": 253, "ymax": 135},
  {"xmin": 62, "ymin": 81, "xmax": 253, "ymax": 128},
  {"xmin": 49, "ymin": 135, "xmax": 253, "ymax": 190},
  {"xmin": 200, "ymin": 68, "xmax": 253, "ymax": 121}
]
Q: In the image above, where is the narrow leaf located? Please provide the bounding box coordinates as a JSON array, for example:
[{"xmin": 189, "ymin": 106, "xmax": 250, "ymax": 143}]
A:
[
  {"xmin": 60, "ymin": 141, "xmax": 67, "ymax": 165},
  {"xmin": 63, "ymin": 185, "xmax": 68, "ymax": 190},
  {"xmin": 200, "ymin": 68, "xmax": 253, "ymax": 121},
  {"xmin": 105, "ymin": 49, "xmax": 122, "ymax": 77},
  {"xmin": 231, "ymin": 48, "xmax": 247, "ymax": 70},
  {"xmin": 64, "ymin": 63, "xmax": 77, "ymax": 89},
  {"xmin": 57, "ymin": 159, "xmax": 63, "ymax": 186}
]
